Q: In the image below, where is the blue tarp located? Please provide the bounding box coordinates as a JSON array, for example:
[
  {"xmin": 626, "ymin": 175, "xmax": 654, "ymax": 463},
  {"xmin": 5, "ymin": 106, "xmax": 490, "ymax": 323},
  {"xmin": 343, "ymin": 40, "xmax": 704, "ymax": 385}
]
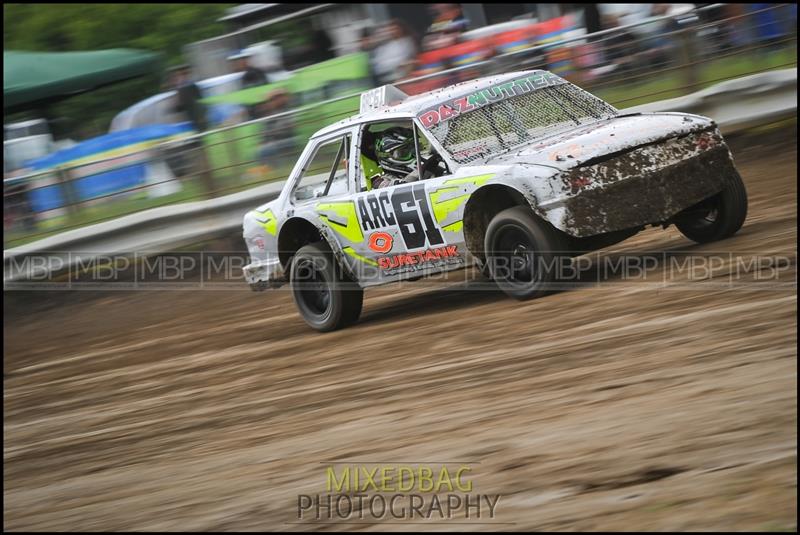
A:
[
  {"xmin": 26, "ymin": 123, "xmax": 193, "ymax": 212},
  {"xmin": 26, "ymin": 123, "xmax": 194, "ymax": 170}
]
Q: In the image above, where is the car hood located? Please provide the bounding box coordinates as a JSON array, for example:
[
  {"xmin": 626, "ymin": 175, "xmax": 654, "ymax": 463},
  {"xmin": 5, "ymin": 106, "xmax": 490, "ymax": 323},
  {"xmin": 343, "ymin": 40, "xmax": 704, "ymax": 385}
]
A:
[{"xmin": 484, "ymin": 112, "xmax": 715, "ymax": 171}]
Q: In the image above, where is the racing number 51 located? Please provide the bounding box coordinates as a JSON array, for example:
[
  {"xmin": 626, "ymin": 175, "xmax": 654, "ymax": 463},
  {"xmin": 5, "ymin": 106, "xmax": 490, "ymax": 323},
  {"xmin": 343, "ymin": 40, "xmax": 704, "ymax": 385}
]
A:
[{"xmin": 393, "ymin": 183, "xmax": 444, "ymax": 250}]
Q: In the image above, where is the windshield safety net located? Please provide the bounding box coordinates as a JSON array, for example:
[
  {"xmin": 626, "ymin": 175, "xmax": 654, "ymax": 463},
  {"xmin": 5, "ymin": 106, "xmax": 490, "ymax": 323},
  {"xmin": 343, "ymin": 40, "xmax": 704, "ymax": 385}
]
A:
[{"xmin": 425, "ymin": 80, "xmax": 619, "ymax": 165}]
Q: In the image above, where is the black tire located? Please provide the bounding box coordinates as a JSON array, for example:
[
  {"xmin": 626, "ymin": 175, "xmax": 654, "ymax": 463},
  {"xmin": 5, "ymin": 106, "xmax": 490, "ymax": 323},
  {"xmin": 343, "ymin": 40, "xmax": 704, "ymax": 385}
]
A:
[
  {"xmin": 290, "ymin": 242, "xmax": 363, "ymax": 332},
  {"xmin": 675, "ymin": 171, "xmax": 748, "ymax": 244},
  {"xmin": 342, "ymin": 283, "xmax": 364, "ymax": 327},
  {"xmin": 484, "ymin": 206, "xmax": 569, "ymax": 300}
]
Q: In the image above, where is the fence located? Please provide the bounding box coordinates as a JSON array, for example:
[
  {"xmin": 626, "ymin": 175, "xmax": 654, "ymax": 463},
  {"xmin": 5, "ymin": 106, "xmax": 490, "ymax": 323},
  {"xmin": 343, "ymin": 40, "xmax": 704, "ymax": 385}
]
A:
[{"xmin": 4, "ymin": 3, "xmax": 797, "ymax": 250}]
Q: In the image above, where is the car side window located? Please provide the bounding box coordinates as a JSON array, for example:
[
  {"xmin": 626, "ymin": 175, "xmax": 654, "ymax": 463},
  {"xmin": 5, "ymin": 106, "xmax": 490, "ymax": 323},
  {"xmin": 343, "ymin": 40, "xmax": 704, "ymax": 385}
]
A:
[
  {"xmin": 292, "ymin": 135, "xmax": 351, "ymax": 202},
  {"xmin": 357, "ymin": 121, "xmax": 450, "ymax": 192},
  {"xmin": 415, "ymin": 125, "xmax": 451, "ymax": 178},
  {"xmin": 357, "ymin": 121, "xmax": 411, "ymax": 192}
]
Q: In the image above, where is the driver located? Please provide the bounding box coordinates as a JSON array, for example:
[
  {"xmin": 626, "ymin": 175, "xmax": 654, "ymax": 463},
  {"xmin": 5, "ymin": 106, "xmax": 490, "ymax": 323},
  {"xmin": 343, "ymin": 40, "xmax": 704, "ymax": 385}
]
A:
[{"xmin": 361, "ymin": 126, "xmax": 419, "ymax": 190}]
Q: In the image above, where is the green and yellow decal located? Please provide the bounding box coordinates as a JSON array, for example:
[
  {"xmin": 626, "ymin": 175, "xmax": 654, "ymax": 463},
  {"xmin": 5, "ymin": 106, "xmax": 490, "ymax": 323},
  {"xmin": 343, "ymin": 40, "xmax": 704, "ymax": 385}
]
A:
[
  {"xmin": 316, "ymin": 201, "xmax": 365, "ymax": 243},
  {"xmin": 342, "ymin": 246, "xmax": 377, "ymax": 266},
  {"xmin": 251, "ymin": 208, "xmax": 278, "ymax": 236},
  {"xmin": 428, "ymin": 174, "xmax": 494, "ymax": 232}
]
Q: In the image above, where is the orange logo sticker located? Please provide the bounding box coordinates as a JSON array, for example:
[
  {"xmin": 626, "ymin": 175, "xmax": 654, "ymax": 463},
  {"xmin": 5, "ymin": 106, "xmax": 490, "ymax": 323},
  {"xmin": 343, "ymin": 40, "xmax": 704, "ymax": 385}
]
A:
[{"xmin": 368, "ymin": 232, "xmax": 394, "ymax": 253}]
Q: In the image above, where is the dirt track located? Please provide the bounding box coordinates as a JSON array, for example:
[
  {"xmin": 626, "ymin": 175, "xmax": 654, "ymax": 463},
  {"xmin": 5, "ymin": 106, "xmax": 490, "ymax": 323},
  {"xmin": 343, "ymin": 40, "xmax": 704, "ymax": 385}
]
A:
[{"xmin": 3, "ymin": 130, "xmax": 797, "ymax": 531}]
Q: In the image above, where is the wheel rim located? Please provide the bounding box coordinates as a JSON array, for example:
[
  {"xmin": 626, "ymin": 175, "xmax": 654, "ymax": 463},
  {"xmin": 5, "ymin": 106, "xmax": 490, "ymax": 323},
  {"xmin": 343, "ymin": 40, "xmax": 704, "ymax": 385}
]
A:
[
  {"xmin": 703, "ymin": 207, "xmax": 719, "ymax": 223},
  {"xmin": 295, "ymin": 258, "xmax": 331, "ymax": 317},
  {"xmin": 491, "ymin": 224, "xmax": 538, "ymax": 286},
  {"xmin": 681, "ymin": 194, "xmax": 722, "ymax": 231}
]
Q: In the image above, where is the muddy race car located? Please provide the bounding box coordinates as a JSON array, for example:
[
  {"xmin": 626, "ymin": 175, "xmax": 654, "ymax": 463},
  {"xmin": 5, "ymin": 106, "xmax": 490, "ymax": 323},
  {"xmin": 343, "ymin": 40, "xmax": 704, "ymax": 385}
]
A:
[{"xmin": 243, "ymin": 70, "xmax": 747, "ymax": 331}]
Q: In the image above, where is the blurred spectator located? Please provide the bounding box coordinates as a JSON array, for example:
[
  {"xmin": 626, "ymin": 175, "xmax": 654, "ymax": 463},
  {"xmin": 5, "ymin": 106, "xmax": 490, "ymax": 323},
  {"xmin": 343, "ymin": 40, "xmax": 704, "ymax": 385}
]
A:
[
  {"xmin": 228, "ymin": 51, "xmax": 267, "ymax": 88},
  {"xmin": 307, "ymin": 29, "xmax": 336, "ymax": 65},
  {"xmin": 358, "ymin": 27, "xmax": 380, "ymax": 87},
  {"xmin": 257, "ymin": 89, "xmax": 296, "ymax": 172},
  {"xmin": 359, "ymin": 26, "xmax": 375, "ymax": 53},
  {"xmin": 596, "ymin": 10, "xmax": 642, "ymax": 75},
  {"xmin": 581, "ymin": 4, "xmax": 687, "ymax": 79},
  {"xmin": 423, "ymin": 4, "xmax": 469, "ymax": 51},
  {"xmin": 172, "ymin": 65, "xmax": 208, "ymax": 132},
  {"xmin": 573, "ymin": 4, "xmax": 605, "ymax": 82},
  {"xmin": 637, "ymin": 4, "xmax": 686, "ymax": 66},
  {"xmin": 644, "ymin": 4, "xmax": 681, "ymax": 66},
  {"xmin": 372, "ymin": 20, "xmax": 418, "ymax": 85},
  {"xmin": 583, "ymin": 4, "xmax": 603, "ymax": 36},
  {"xmin": 616, "ymin": 3, "xmax": 654, "ymax": 37}
]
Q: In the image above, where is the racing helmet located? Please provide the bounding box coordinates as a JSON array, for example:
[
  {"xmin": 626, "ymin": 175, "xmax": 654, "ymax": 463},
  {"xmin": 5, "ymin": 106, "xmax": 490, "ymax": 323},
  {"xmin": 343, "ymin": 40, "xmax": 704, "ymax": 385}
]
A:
[{"xmin": 374, "ymin": 127, "xmax": 417, "ymax": 175}]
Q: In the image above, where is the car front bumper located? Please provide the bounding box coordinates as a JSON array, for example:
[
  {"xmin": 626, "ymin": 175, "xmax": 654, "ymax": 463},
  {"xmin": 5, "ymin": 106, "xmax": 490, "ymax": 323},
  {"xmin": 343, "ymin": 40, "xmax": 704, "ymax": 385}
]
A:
[
  {"xmin": 553, "ymin": 129, "xmax": 740, "ymax": 237},
  {"xmin": 243, "ymin": 257, "xmax": 285, "ymax": 290}
]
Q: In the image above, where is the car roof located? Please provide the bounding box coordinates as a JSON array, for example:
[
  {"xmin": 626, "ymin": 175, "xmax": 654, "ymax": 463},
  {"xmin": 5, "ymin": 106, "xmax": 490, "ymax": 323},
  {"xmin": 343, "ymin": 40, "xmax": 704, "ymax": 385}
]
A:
[{"xmin": 312, "ymin": 70, "xmax": 546, "ymax": 139}]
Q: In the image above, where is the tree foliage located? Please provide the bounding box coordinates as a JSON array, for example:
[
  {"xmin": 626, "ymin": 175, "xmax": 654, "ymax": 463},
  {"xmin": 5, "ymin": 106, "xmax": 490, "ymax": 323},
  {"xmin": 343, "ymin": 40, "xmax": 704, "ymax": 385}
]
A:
[{"xmin": 4, "ymin": 3, "xmax": 233, "ymax": 138}]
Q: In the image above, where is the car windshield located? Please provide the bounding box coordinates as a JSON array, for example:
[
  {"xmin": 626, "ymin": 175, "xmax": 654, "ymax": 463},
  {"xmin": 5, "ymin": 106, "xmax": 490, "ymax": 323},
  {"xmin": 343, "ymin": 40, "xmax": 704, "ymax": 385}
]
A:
[{"xmin": 426, "ymin": 82, "xmax": 618, "ymax": 165}]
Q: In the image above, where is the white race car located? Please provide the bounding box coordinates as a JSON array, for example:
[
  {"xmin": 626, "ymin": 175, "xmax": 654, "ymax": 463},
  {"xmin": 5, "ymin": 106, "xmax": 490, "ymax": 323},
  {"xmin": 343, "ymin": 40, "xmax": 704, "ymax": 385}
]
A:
[{"xmin": 243, "ymin": 71, "xmax": 747, "ymax": 331}]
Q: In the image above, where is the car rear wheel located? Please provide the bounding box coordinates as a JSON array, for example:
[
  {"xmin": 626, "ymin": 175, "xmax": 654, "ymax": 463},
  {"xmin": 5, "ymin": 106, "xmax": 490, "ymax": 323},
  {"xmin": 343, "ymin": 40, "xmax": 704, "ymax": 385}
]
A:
[
  {"xmin": 484, "ymin": 206, "xmax": 568, "ymax": 300},
  {"xmin": 675, "ymin": 171, "xmax": 748, "ymax": 244},
  {"xmin": 290, "ymin": 242, "xmax": 363, "ymax": 332}
]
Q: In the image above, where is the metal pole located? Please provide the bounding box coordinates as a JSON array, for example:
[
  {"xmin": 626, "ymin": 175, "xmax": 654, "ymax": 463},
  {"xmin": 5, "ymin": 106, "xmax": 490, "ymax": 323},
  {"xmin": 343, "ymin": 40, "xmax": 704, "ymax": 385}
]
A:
[
  {"xmin": 678, "ymin": 26, "xmax": 700, "ymax": 90},
  {"xmin": 224, "ymin": 127, "xmax": 241, "ymax": 184},
  {"xmin": 197, "ymin": 139, "xmax": 217, "ymax": 199},
  {"xmin": 57, "ymin": 167, "xmax": 79, "ymax": 217}
]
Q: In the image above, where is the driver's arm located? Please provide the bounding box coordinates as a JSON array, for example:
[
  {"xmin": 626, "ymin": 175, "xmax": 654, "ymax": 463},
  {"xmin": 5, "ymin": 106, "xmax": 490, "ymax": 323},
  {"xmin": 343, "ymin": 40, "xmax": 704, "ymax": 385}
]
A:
[
  {"xmin": 402, "ymin": 168, "xmax": 421, "ymax": 183},
  {"xmin": 404, "ymin": 150, "xmax": 444, "ymax": 183}
]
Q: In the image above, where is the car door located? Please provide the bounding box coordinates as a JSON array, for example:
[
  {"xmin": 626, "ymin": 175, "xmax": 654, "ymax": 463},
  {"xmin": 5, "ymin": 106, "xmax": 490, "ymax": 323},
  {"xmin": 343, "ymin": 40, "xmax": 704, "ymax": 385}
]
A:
[
  {"xmin": 345, "ymin": 121, "xmax": 470, "ymax": 286},
  {"xmin": 289, "ymin": 129, "xmax": 360, "ymax": 256}
]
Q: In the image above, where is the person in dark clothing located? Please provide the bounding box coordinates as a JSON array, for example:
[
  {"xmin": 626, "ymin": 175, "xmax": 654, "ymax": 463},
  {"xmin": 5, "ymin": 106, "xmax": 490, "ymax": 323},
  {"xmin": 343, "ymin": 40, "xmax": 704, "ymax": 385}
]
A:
[
  {"xmin": 423, "ymin": 3, "xmax": 469, "ymax": 51},
  {"xmin": 584, "ymin": 4, "xmax": 602, "ymax": 36},
  {"xmin": 359, "ymin": 27, "xmax": 380, "ymax": 87},
  {"xmin": 173, "ymin": 65, "xmax": 208, "ymax": 132},
  {"xmin": 229, "ymin": 51, "xmax": 267, "ymax": 88},
  {"xmin": 309, "ymin": 29, "xmax": 335, "ymax": 63},
  {"xmin": 600, "ymin": 13, "xmax": 640, "ymax": 74},
  {"xmin": 258, "ymin": 89, "xmax": 297, "ymax": 170}
]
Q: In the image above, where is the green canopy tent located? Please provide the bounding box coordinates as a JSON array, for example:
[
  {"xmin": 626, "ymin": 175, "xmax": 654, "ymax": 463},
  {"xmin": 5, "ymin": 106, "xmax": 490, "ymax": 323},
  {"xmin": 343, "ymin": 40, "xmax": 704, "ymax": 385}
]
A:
[{"xmin": 4, "ymin": 49, "xmax": 162, "ymax": 112}]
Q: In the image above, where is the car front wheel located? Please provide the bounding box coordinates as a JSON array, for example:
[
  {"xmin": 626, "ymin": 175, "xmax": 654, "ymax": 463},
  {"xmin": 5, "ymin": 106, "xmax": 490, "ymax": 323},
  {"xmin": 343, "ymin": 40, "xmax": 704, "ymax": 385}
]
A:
[
  {"xmin": 290, "ymin": 242, "xmax": 363, "ymax": 332},
  {"xmin": 484, "ymin": 206, "xmax": 568, "ymax": 300},
  {"xmin": 674, "ymin": 171, "xmax": 748, "ymax": 244}
]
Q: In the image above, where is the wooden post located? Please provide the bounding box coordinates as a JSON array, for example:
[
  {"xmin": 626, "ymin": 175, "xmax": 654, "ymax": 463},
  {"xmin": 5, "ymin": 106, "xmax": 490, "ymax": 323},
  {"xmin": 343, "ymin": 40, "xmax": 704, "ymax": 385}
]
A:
[
  {"xmin": 57, "ymin": 166, "xmax": 80, "ymax": 217},
  {"xmin": 678, "ymin": 26, "xmax": 699, "ymax": 91}
]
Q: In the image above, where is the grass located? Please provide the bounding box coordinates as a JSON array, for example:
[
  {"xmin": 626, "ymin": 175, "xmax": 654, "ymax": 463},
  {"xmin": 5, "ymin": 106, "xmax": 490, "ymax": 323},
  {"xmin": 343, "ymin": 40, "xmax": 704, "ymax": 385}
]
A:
[{"xmin": 4, "ymin": 45, "xmax": 797, "ymax": 249}]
